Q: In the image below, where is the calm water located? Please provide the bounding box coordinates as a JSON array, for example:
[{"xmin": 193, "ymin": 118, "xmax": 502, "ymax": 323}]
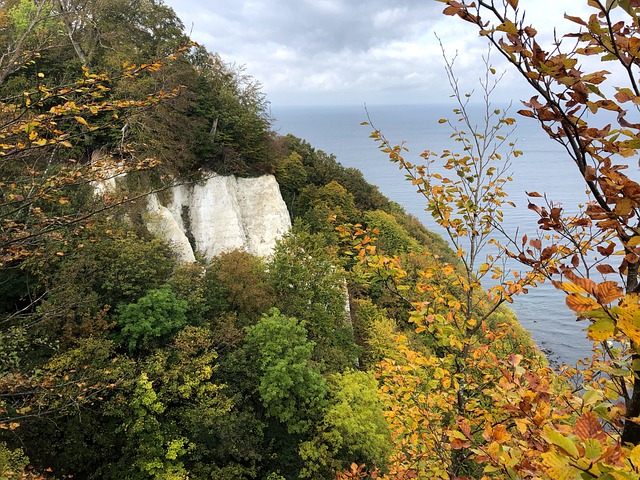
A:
[{"xmin": 272, "ymin": 103, "xmax": 596, "ymax": 366}]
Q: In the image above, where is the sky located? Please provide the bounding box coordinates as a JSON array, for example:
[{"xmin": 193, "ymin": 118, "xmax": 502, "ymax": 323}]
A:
[{"xmin": 162, "ymin": 0, "xmax": 595, "ymax": 106}]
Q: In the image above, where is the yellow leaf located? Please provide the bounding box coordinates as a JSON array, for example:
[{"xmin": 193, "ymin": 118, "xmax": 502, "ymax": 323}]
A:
[
  {"xmin": 75, "ymin": 116, "xmax": 89, "ymax": 127},
  {"xmin": 442, "ymin": 265, "xmax": 455, "ymax": 275},
  {"xmin": 587, "ymin": 318, "xmax": 616, "ymax": 341},
  {"xmin": 555, "ymin": 281, "xmax": 588, "ymax": 294},
  {"xmin": 617, "ymin": 312, "xmax": 640, "ymax": 344}
]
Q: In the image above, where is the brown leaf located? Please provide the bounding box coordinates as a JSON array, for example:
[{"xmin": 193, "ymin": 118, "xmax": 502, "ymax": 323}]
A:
[
  {"xmin": 574, "ymin": 411, "xmax": 606, "ymax": 442},
  {"xmin": 528, "ymin": 202, "xmax": 542, "ymax": 215},
  {"xmin": 540, "ymin": 245, "xmax": 558, "ymax": 261},
  {"xmin": 527, "ymin": 191, "xmax": 542, "ymax": 197},
  {"xmin": 597, "ymin": 242, "xmax": 615, "ymax": 257},
  {"xmin": 594, "ymin": 281, "xmax": 623, "ymax": 304},
  {"xmin": 585, "ymin": 166, "xmax": 598, "ymax": 181},
  {"xmin": 517, "ymin": 109, "xmax": 536, "ymax": 118},
  {"xmin": 564, "ymin": 14, "xmax": 588, "ymax": 27},
  {"xmin": 571, "ymin": 254, "xmax": 580, "ymax": 268},
  {"xmin": 596, "ymin": 264, "xmax": 616, "ymax": 275}
]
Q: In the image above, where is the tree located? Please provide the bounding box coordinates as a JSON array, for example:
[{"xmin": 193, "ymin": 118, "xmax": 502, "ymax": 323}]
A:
[
  {"xmin": 243, "ymin": 308, "xmax": 327, "ymax": 436},
  {"xmin": 299, "ymin": 369, "xmax": 392, "ymax": 478},
  {"xmin": 0, "ymin": 0, "xmax": 58, "ymax": 86},
  {"xmin": 441, "ymin": 0, "xmax": 640, "ymax": 447},
  {"xmin": 357, "ymin": 48, "xmax": 550, "ymax": 478},
  {"xmin": 268, "ymin": 225, "xmax": 358, "ymax": 371},
  {"xmin": 115, "ymin": 285, "xmax": 188, "ymax": 354}
]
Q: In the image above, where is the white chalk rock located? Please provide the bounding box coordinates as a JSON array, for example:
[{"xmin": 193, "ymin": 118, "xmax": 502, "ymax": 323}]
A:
[{"xmin": 148, "ymin": 174, "xmax": 290, "ymax": 261}]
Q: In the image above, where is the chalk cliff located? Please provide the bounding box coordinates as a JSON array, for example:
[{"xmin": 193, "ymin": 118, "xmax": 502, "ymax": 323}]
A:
[{"xmin": 145, "ymin": 174, "xmax": 291, "ymax": 262}]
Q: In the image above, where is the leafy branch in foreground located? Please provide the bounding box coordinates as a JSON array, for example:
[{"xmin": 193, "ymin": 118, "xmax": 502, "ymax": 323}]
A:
[
  {"xmin": 442, "ymin": 0, "xmax": 640, "ymax": 447},
  {"xmin": 0, "ymin": 60, "xmax": 181, "ymax": 266}
]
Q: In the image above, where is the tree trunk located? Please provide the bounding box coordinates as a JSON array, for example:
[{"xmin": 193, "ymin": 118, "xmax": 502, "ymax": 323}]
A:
[{"xmin": 622, "ymin": 352, "xmax": 640, "ymax": 445}]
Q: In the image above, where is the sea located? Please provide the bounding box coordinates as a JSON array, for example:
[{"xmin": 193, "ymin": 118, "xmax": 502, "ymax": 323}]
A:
[{"xmin": 272, "ymin": 103, "xmax": 602, "ymax": 367}]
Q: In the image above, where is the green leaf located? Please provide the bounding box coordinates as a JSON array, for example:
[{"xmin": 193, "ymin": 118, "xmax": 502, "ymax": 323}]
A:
[{"xmin": 542, "ymin": 427, "xmax": 579, "ymax": 458}]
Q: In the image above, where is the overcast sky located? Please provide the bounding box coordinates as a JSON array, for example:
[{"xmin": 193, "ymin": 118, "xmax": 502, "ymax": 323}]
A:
[{"xmin": 162, "ymin": 1, "xmax": 594, "ymax": 106}]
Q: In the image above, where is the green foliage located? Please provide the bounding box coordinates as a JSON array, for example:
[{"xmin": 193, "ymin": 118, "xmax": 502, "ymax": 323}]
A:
[
  {"xmin": 115, "ymin": 285, "xmax": 187, "ymax": 354},
  {"xmin": 268, "ymin": 225, "xmax": 358, "ymax": 371},
  {"xmin": 103, "ymin": 327, "xmax": 231, "ymax": 479},
  {"xmin": 0, "ymin": 442, "xmax": 31, "ymax": 479},
  {"xmin": 278, "ymin": 135, "xmax": 389, "ymax": 213},
  {"xmin": 300, "ymin": 369, "xmax": 392, "ymax": 478},
  {"xmin": 364, "ymin": 209, "xmax": 421, "ymax": 255},
  {"xmin": 244, "ymin": 308, "xmax": 327, "ymax": 435},
  {"xmin": 274, "ymin": 151, "xmax": 308, "ymax": 211},
  {"xmin": 298, "ymin": 181, "xmax": 359, "ymax": 237},
  {"xmin": 351, "ymin": 299, "xmax": 399, "ymax": 368}
]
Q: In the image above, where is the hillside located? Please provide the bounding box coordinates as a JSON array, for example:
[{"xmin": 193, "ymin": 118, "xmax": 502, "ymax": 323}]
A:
[{"xmin": 0, "ymin": 1, "xmax": 544, "ymax": 479}]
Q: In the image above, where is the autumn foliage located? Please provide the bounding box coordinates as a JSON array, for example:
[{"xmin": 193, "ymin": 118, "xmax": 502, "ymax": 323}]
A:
[{"xmin": 336, "ymin": 1, "xmax": 640, "ymax": 478}]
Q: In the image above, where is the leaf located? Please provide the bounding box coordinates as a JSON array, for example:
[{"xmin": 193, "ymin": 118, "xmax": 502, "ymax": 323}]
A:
[
  {"xmin": 75, "ymin": 116, "xmax": 89, "ymax": 127},
  {"xmin": 566, "ymin": 293, "xmax": 600, "ymax": 313},
  {"xmin": 586, "ymin": 317, "xmax": 616, "ymax": 341},
  {"xmin": 628, "ymin": 236, "xmax": 640, "ymax": 247},
  {"xmin": 542, "ymin": 426, "xmax": 579, "ymax": 458},
  {"xmin": 596, "ymin": 264, "xmax": 616, "ymax": 275},
  {"xmin": 554, "ymin": 281, "xmax": 589, "ymax": 294},
  {"xmin": 564, "ymin": 14, "xmax": 588, "ymax": 27},
  {"xmin": 574, "ymin": 411, "xmax": 607, "ymax": 443},
  {"xmin": 594, "ymin": 281, "xmax": 623, "ymax": 304},
  {"xmin": 518, "ymin": 109, "xmax": 536, "ymax": 118},
  {"xmin": 617, "ymin": 309, "xmax": 640, "ymax": 343}
]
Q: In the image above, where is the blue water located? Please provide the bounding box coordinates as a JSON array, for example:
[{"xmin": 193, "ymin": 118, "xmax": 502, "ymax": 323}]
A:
[{"xmin": 272, "ymin": 103, "xmax": 594, "ymax": 366}]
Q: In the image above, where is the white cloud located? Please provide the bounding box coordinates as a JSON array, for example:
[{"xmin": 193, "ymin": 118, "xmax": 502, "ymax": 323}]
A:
[{"xmin": 163, "ymin": 0, "xmax": 596, "ymax": 106}]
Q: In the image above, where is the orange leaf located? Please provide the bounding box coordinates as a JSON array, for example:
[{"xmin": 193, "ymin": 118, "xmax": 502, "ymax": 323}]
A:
[
  {"xmin": 574, "ymin": 411, "xmax": 606, "ymax": 442},
  {"xmin": 564, "ymin": 270, "xmax": 596, "ymax": 295},
  {"xmin": 451, "ymin": 437, "xmax": 471, "ymax": 449},
  {"xmin": 566, "ymin": 293, "xmax": 600, "ymax": 313},
  {"xmin": 594, "ymin": 281, "xmax": 623, "ymax": 304}
]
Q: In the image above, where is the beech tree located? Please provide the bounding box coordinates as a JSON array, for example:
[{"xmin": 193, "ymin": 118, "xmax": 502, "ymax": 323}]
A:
[
  {"xmin": 440, "ymin": 0, "xmax": 640, "ymax": 446},
  {"xmin": 334, "ymin": 2, "xmax": 640, "ymax": 477}
]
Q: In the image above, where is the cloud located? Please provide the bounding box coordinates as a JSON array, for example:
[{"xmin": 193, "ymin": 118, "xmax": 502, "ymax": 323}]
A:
[{"xmin": 163, "ymin": 0, "xmax": 595, "ymax": 105}]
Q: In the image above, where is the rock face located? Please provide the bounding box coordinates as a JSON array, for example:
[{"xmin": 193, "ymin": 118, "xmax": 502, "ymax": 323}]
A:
[{"xmin": 145, "ymin": 174, "xmax": 291, "ymax": 262}]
